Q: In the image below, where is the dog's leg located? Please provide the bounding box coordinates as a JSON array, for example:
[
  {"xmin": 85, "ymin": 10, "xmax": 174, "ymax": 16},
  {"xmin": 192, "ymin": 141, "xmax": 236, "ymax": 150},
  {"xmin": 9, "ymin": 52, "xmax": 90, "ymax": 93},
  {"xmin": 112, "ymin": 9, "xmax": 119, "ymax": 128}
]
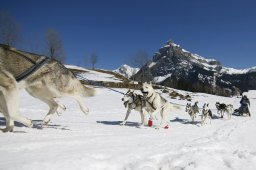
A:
[
  {"xmin": 138, "ymin": 109, "xmax": 147, "ymax": 127},
  {"xmin": 0, "ymin": 95, "xmax": 14, "ymax": 132},
  {"xmin": 54, "ymin": 98, "xmax": 66, "ymax": 116},
  {"xmin": 2, "ymin": 116, "xmax": 14, "ymax": 132},
  {"xmin": 221, "ymin": 111, "xmax": 223, "ymax": 118},
  {"xmin": 156, "ymin": 112, "xmax": 165, "ymax": 129},
  {"xmin": 42, "ymin": 101, "xmax": 58, "ymax": 125},
  {"xmin": 192, "ymin": 111, "xmax": 195, "ymax": 122},
  {"xmin": 0, "ymin": 78, "xmax": 33, "ymax": 129},
  {"xmin": 26, "ymin": 87, "xmax": 61, "ymax": 124},
  {"xmin": 73, "ymin": 95, "xmax": 89, "ymax": 114},
  {"xmin": 120, "ymin": 109, "xmax": 131, "ymax": 125},
  {"xmin": 0, "ymin": 105, "xmax": 14, "ymax": 132},
  {"xmin": 156, "ymin": 109, "xmax": 169, "ymax": 129},
  {"xmin": 201, "ymin": 114, "xmax": 204, "ymax": 125},
  {"xmin": 56, "ymin": 103, "xmax": 66, "ymax": 116}
]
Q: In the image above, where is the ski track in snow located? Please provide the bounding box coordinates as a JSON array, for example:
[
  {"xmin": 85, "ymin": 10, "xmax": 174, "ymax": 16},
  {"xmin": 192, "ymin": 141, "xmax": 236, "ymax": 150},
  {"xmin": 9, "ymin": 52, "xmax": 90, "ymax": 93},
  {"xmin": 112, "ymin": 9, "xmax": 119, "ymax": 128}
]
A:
[{"xmin": 0, "ymin": 89, "xmax": 256, "ymax": 170}]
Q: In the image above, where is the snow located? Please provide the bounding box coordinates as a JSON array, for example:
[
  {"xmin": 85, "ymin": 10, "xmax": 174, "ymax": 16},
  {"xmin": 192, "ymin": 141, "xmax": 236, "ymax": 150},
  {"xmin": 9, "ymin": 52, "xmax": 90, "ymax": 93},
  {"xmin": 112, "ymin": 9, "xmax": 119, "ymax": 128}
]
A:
[
  {"xmin": 162, "ymin": 41, "xmax": 256, "ymax": 75},
  {"xmin": 65, "ymin": 65, "xmax": 122, "ymax": 82},
  {"xmin": 221, "ymin": 66, "xmax": 256, "ymax": 75},
  {"xmin": 79, "ymin": 70, "xmax": 122, "ymax": 82},
  {"xmin": 148, "ymin": 61, "xmax": 157, "ymax": 68},
  {"xmin": 153, "ymin": 73, "xmax": 172, "ymax": 83},
  {"xmin": 65, "ymin": 65, "xmax": 88, "ymax": 72},
  {"xmin": 1, "ymin": 89, "xmax": 256, "ymax": 170},
  {"xmin": 114, "ymin": 64, "xmax": 139, "ymax": 78}
]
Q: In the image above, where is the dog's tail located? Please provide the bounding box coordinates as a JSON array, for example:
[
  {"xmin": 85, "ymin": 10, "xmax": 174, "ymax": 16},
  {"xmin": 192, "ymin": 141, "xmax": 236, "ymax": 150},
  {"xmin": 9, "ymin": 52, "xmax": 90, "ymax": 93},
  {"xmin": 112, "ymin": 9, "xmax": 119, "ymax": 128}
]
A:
[{"xmin": 82, "ymin": 85, "xmax": 99, "ymax": 97}]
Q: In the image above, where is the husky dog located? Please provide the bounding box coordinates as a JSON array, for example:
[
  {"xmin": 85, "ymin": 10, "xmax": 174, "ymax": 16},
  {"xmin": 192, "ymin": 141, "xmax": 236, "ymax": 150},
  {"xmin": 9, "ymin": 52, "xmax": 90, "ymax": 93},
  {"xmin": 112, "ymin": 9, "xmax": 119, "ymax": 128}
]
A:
[
  {"xmin": 0, "ymin": 44, "xmax": 97, "ymax": 132},
  {"xmin": 140, "ymin": 82, "xmax": 178, "ymax": 129},
  {"xmin": 215, "ymin": 102, "xmax": 227, "ymax": 118},
  {"xmin": 225, "ymin": 104, "xmax": 234, "ymax": 119},
  {"xmin": 185, "ymin": 101, "xmax": 199, "ymax": 122},
  {"xmin": 201, "ymin": 103, "xmax": 212, "ymax": 125},
  {"xmin": 121, "ymin": 89, "xmax": 155, "ymax": 126}
]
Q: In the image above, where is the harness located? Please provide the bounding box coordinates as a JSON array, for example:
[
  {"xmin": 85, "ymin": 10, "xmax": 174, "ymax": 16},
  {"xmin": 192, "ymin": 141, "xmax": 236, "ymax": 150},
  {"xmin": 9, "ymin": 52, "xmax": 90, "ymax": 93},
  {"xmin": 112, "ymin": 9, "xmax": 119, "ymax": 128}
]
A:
[
  {"xmin": 2, "ymin": 45, "xmax": 51, "ymax": 82},
  {"xmin": 16, "ymin": 57, "xmax": 50, "ymax": 81},
  {"xmin": 127, "ymin": 94, "xmax": 142, "ymax": 110},
  {"xmin": 144, "ymin": 92, "xmax": 168, "ymax": 111}
]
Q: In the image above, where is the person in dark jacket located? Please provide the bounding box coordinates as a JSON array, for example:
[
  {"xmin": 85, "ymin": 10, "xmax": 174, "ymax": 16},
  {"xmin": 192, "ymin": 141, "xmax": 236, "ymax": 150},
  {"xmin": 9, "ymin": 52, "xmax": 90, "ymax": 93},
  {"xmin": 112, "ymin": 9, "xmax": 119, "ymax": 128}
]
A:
[{"xmin": 239, "ymin": 95, "xmax": 250, "ymax": 116}]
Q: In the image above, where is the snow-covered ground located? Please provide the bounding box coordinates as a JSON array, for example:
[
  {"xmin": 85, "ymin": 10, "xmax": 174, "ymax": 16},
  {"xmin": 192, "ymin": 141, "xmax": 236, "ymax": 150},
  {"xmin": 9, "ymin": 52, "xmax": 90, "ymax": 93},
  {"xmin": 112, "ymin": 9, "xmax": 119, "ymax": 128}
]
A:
[
  {"xmin": 0, "ymin": 89, "xmax": 256, "ymax": 170},
  {"xmin": 66, "ymin": 65, "xmax": 123, "ymax": 82}
]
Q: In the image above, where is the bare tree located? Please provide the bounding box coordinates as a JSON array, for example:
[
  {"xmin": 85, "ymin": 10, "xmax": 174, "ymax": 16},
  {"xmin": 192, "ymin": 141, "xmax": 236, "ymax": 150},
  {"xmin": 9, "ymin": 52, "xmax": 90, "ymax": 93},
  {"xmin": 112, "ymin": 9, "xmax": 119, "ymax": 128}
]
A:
[
  {"xmin": 45, "ymin": 29, "xmax": 65, "ymax": 63},
  {"xmin": 90, "ymin": 53, "xmax": 98, "ymax": 69},
  {"xmin": 0, "ymin": 10, "xmax": 21, "ymax": 46},
  {"xmin": 129, "ymin": 50, "xmax": 150, "ymax": 82},
  {"xmin": 130, "ymin": 50, "xmax": 149, "ymax": 68},
  {"xmin": 83, "ymin": 55, "xmax": 89, "ymax": 68}
]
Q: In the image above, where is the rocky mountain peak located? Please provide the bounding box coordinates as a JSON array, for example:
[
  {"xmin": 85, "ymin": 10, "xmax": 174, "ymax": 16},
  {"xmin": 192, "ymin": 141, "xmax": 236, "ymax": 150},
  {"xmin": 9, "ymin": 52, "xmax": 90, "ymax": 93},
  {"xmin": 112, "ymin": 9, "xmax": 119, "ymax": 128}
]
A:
[{"xmin": 132, "ymin": 40, "xmax": 256, "ymax": 96}]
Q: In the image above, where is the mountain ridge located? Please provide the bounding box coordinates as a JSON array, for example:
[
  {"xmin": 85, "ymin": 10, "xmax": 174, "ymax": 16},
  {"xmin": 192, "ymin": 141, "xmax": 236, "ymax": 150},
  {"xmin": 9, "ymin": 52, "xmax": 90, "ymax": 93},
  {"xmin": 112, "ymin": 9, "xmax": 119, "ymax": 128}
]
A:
[{"xmin": 132, "ymin": 40, "xmax": 256, "ymax": 96}]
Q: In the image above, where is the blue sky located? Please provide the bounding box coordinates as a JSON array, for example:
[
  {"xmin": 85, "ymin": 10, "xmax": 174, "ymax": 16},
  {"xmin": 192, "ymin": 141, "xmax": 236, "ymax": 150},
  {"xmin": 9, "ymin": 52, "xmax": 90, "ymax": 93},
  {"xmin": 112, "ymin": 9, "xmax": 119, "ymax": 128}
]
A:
[{"xmin": 1, "ymin": 0, "xmax": 256, "ymax": 70}]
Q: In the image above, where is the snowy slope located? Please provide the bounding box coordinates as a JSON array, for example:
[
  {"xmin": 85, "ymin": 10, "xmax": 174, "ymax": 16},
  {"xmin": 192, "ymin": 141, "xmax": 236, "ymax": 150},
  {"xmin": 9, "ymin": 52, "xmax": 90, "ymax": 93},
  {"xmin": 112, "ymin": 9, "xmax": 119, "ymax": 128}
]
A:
[
  {"xmin": 1, "ymin": 88, "xmax": 256, "ymax": 170},
  {"xmin": 114, "ymin": 64, "xmax": 139, "ymax": 78},
  {"xmin": 66, "ymin": 65, "xmax": 123, "ymax": 83}
]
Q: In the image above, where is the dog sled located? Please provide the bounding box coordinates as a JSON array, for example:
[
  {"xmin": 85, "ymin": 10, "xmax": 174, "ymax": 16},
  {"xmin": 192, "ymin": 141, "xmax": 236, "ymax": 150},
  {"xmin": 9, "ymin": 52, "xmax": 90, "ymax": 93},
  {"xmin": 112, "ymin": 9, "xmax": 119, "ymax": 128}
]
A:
[
  {"xmin": 233, "ymin": 105, "xmax": 251, "ymax": 116},
  {"xmin": 233, "ymin": 95, "xmax": 251, "ymax": 117}
]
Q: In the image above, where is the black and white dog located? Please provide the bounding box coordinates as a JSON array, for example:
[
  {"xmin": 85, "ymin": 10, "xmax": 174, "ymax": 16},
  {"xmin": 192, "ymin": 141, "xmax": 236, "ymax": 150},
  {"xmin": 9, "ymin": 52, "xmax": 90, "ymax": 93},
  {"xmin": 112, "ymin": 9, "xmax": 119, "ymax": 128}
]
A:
[{"xmin": 215, "ymin": 102, "xmax": 233, "ymax": 119}]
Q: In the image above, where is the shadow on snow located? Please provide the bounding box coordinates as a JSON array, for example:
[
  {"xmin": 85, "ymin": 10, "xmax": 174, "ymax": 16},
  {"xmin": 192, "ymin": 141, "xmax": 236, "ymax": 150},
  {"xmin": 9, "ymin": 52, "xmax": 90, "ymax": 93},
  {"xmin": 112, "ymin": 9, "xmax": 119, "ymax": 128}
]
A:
[
  {"xmin": 96, "ymin": 120, "xmax": 139, "ymax": 127},
  {"xmin": 0, "ymin": 117, "xmax": 70, "ymax": 131}
]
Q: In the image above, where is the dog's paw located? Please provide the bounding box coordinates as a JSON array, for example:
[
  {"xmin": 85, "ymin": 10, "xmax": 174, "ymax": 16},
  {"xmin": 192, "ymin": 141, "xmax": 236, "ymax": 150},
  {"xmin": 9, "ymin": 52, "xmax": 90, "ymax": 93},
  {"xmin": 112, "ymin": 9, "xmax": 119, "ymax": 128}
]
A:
[
  {"xmin": 120, "ymin": 122, "xmax": 126, "ymax": 126},
  {"xmin": 1, "ymin": 126, "xmax": 14, "ymax": 133},
  {"xmin": 43, "ymin": 119, "xmax": 50, "ymax": 125},
  {"xmin": 82, "ymin": 108, "xmax": 90, "ymax": 115}
]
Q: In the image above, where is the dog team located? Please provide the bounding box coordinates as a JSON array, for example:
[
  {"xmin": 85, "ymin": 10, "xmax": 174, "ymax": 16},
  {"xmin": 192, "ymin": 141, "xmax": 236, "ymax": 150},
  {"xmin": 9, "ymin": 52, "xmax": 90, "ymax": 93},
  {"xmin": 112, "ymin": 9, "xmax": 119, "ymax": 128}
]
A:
[{"xmin": 0, "ymin": 44, "xmax": 252, "ymax": 132}]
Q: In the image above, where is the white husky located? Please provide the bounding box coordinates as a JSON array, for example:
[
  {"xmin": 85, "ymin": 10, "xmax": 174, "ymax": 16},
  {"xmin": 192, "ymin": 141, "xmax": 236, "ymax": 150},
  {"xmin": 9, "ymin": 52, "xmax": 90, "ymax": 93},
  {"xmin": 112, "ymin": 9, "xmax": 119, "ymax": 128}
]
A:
[
  {"xmin": 0, "ymin": 44, "xmax": 97, "ymax": 132},
  {"xmin": 201, "ymin": 103, "xmax": 212, "ymax": 125},
  {"xmin": 141, "ymin": 82, "xmax": 179, "ymax": 129}
]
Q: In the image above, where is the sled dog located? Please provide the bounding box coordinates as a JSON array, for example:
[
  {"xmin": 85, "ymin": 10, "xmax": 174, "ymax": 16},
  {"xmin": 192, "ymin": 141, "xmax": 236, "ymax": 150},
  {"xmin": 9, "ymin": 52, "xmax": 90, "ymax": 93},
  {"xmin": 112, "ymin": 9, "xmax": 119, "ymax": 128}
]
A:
[
  {"xmin": 201, "ymin": 103, "xmax": 212, "ymax": 125},
  {"xmin": 140, "ymin": 82, "xmax": 179, "ymax": 129},
  {"xmin": 0, "ymin": 44, "xmax": 97, "ymax": 132},
  {"xmin": 185, "ymin": 101, "xmax": 199, "ymax": 122},
  {"xmin": 215, "ymin": 102, "xmax": 233, "ymax": 119},
  {"xmin": 121, "ymin": 89, "xmax": 156, "ymax": 126},
  {"xmin": 225, "ymin": 104, "xmax": 234, "ymax": 119}
]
